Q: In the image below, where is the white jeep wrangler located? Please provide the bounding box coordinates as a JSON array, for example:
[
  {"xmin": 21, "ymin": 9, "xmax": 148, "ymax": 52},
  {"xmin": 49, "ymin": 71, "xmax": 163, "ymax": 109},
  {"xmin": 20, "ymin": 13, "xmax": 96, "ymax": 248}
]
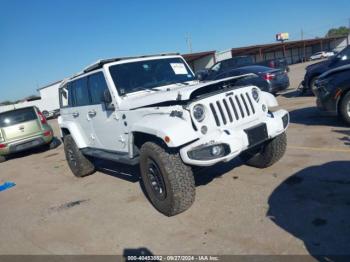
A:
[{"xmin": 58, "ymin": 54, "xmax": 289, "ymax": 216}]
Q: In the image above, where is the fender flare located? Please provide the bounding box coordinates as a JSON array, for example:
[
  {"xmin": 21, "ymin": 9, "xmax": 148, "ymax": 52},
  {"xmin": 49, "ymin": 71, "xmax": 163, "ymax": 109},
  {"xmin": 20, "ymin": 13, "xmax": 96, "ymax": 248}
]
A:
[
  {"xmin": 58, "ymin": 120, "xmax": 88, "ymax": 149},
  {"xmin": 131, "ymin": 114, "xmax": 199, "ymax": 148}
]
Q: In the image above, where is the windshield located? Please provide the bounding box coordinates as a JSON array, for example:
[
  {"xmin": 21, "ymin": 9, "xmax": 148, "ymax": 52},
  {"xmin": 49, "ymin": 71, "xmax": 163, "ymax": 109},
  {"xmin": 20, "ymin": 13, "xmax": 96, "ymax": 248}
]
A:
[
  {"xmin": 0, "ymin": 107, "xmax": 37, "ymax": 128},
  {"xmin": 109, "ymin": 57, "xmax": 195, "ymax": 95}
]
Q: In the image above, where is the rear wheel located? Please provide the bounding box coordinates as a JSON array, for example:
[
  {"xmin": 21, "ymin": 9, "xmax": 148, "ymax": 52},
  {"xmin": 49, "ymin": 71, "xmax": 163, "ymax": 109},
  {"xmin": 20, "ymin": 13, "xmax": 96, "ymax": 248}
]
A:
[
  {"xmin": 0, "ymin": 155, "xmax": 6, "ymax": 163},
  {"xmin": 140, "ymin": 142, "xmax": 195, "ymax": 216},
  {"xmin": 240, "ymin": 132, "xmax": 287, "ymax": 168},
  {"xmin": 339, "ymin": 91, "xmax": 350, "ymax": 125},
  {"xmin": 64, "ymin": 135, "xmax": 95, "ymax": 177}
]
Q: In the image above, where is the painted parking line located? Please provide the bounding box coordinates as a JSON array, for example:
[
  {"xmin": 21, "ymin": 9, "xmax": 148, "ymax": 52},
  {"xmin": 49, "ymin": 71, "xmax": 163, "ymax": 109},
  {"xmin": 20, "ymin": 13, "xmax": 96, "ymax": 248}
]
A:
[{"xmin": 288, "ymin": 145, "xmax": 350, "ymax": 153}]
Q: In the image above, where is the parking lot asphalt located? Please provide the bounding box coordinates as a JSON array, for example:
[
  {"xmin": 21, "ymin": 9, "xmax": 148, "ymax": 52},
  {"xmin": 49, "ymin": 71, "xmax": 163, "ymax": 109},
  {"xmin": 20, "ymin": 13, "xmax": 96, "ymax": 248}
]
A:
[{"xmin": 1, "ymin": 61, "xmax": 349, "ymax": 257}]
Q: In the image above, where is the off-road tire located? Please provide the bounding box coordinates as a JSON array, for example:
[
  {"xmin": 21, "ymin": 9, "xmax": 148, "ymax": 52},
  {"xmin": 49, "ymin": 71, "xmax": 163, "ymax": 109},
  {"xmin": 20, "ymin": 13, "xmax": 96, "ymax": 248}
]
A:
[
  {"xmin": 64, "ymin": 135, "xmax": 95, "ymax": 177},
  {"xmin": 0, "ymin": 155, "xmax": 6, "ymax": 163},
  {"xmin": 240, "ymin": 132, "xmax": 287, "ymax": 168},
  {"xmin": 140, "ymin": 142, "xmax": 195, "ymax": 216},
  {"xmin": 339, "ymin": 91, "xmax": 350, "ymax": 125}
]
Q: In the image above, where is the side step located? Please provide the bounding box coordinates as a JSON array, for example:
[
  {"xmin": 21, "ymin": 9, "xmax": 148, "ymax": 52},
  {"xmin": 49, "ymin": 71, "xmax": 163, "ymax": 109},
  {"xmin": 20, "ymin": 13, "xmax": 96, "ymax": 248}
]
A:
[{"xmin": 81, "ymin": 148, "xmax": 139, "ymax": 165}]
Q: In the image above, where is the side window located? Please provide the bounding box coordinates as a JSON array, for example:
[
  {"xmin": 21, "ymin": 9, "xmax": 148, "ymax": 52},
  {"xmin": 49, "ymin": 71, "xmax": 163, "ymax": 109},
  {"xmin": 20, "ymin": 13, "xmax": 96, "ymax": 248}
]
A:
[
  {"xmin": 220, "ymin": 60, "xmax": 230, "ymax": 70},
  {"xmin": 67, "ymin": 82, "xmax": 75, "ymax": 107},
  {"xmin": 342, "ymin": 47, "xmax": 350, "ymax": 60},
  {"xmin": 73, "ymin": 77, "xmax": 90, "ymax": 106},
  {"xmin": 59, "ymin": 84, "xmax": 69, "ymax": 107},
  {"xmin": 88, "ymin": 72, "xmax": 109, "ymax": 105}
]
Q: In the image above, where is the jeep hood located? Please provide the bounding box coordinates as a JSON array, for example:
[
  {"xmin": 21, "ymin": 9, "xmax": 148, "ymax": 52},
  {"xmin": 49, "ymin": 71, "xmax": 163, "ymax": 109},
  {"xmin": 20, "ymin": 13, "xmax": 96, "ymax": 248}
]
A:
[
  {"xmin": 118, "ymin": 75, "xmax": 253, "ymax": 110},
  {"xmin": 306, "ymin": 59, "xmax": 332, "ymax": 73},
  {"xmin": 319, "ymin": 64, "xmax": 350, "ymax": 79}
]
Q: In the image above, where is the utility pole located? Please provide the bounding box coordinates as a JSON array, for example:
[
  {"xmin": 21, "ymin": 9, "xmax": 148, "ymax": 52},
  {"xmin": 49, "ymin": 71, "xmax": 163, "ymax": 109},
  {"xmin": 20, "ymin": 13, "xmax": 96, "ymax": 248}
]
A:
[
  {"xmin": 186, "ymin": 33, "xmax": 193, "ymax": 53},
  {"xmin": 301, "ymin": 28, "xmax": 304, "ymax": 40},
  {"xmin": 348, "ymin": 18, "xmax": 350, "ymax": 46}
]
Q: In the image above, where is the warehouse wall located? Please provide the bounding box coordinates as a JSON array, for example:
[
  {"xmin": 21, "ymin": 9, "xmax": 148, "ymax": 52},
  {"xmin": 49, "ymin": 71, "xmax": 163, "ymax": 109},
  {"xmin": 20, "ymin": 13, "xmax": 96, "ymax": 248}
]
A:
[
  {"xmin": 38, "ymin": 82, "xmax": 61, "ymax": 112},
  {"xmin": 215, "ymin": 50, "xmax": 232, "ymax": 62},
  {"xmin": 192, "ymin": 55, "xmax": 215, "ymax": 72}
]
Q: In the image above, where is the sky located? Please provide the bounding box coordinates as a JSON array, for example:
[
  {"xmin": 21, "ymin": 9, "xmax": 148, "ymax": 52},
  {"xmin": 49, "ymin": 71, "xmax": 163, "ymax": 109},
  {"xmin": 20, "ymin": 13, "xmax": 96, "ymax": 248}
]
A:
[{"xmin": 1, "ymin": 0, "xmax": 350, "ymax": 101}]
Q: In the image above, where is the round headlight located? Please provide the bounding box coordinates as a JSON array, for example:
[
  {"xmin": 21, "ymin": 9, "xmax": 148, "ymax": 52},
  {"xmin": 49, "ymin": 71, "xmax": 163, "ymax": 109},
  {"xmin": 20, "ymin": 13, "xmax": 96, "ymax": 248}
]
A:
[
  {"xmin": 252, "ymin": 88, "xmax": 259, "ymax": 102},
  {"xmin": 193, "ymin": 104, "xmax": 205, "ymax": 122}
]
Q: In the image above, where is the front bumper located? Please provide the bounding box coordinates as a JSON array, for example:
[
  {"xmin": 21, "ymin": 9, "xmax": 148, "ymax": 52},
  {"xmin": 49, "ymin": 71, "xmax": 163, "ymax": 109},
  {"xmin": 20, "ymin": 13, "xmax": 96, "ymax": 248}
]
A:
[
  {"xmin": 0, "ymin": 132, "xmax": 53, "ymax": 156},
  {"xmin": 316, "ymin": 97, "xmax": 337, "ymax": 115},
  {"xmin": 314, "ymin": 84, "xmax": 337, "ymax": 114},
  {"xmin": 180, "ymin": 109, "xmax": 289, "ymax": 166}
]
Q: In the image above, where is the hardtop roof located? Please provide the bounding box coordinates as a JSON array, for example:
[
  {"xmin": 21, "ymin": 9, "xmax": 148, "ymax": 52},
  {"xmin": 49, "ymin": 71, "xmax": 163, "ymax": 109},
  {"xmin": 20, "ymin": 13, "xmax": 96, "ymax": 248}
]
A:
[{"xmin": 83, "ymin": 53, "xmax": 180, "ymax": 73}]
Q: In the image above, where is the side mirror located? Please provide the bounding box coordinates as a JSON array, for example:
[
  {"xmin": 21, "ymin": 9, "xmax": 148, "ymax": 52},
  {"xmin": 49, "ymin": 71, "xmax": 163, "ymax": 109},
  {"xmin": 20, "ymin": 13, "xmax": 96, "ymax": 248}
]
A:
[{"xmin": 102, "ymin": 90, "xmax": 115, "ymax": 110}]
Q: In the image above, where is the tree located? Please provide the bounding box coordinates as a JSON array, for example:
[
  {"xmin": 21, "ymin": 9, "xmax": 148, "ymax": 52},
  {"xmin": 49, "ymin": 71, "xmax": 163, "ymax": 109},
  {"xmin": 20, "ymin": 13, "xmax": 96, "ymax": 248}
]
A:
[{"xmin": 326, "ymin": 26, "xmax": 350, "ymax": 37}]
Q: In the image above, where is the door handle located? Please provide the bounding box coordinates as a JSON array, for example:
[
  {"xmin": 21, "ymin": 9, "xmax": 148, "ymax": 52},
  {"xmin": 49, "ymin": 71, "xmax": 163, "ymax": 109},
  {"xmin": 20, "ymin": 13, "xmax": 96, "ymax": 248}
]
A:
[
  {"xmin": 88, "ymin": 110, "xmax": 97, "ymax": 117},
  {"xmin": 72, "ymin": 112, "xmax": 79, "ymax": 117}
]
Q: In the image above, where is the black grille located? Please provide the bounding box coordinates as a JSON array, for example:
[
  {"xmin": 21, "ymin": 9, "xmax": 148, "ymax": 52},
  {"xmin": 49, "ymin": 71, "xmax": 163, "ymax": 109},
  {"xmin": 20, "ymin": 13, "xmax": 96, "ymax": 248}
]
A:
[{"xmin": 209, "ymin": 92, "xmax": 256, "ymax": 127}]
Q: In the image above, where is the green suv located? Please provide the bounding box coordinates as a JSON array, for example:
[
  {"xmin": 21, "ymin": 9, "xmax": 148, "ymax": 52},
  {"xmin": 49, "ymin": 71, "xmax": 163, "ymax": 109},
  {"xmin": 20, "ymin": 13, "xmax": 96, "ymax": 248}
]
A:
[{"xmin": 0, "ymin": 106, "xmax": 58, "ymax": 162}]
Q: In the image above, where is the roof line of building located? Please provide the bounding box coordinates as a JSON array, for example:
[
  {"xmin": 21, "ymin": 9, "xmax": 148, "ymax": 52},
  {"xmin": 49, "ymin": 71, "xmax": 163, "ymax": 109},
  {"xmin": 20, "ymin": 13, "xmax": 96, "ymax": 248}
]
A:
[{"xmin": 230, "ymin": 35, "xmax": 348, "ymax": 52}]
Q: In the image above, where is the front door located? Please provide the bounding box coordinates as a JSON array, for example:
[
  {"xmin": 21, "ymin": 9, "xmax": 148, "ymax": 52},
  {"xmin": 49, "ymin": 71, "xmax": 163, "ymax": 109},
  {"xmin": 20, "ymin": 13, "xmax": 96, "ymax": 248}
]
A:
[{"xmin": 86, "ymin": 72, "xmax": 126, "ymax": 152}]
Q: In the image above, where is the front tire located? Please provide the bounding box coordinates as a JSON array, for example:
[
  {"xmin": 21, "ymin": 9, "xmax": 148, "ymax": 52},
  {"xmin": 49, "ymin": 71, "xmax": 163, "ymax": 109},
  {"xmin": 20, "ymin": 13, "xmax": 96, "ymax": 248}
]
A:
[
  {"xmin": 240, "ymin": 132, "xmax": 287, "ymax": 168},
  {"xmin": 339, "ymin": 91, "xmax": 350, "ymax": 125},
  {"xmin": 0, "ymin": 155, "xmax": 6, "ymax": 163},
  {"xmin": 140, "ymin": 142, "xmax": 195, "ymax": 216},
  {"xmin": 63, "ymin": 135, "xmax": 95, "ymax": 177}
]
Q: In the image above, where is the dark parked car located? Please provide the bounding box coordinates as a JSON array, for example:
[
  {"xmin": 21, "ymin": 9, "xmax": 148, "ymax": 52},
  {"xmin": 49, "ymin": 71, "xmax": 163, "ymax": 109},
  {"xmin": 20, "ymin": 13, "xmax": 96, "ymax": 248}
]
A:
[
  {"xmin": 301, "ymin": 45, "xmax": 350, "ymax": 95},
  {"xmin": 196, "ymin": 55, "xmax": 289, "ymax": 81},
  {"xmin": 314, "ymin": 64, "xmax": 350, "ymax": 124},
  {"xmin": 206, "ymin": 65, "xmax": 290, "ymax": 94}
]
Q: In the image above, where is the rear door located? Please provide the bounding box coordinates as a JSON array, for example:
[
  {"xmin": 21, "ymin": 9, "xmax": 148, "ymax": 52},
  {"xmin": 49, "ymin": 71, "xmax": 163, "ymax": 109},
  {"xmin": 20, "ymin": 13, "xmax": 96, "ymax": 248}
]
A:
[
  {"xmin": 0, "ymin": 107, "xmax": 41, "ymax": 142},
  {"xmin": 61, "ymin": 77, "xmax": 95, "ymax": 147}
]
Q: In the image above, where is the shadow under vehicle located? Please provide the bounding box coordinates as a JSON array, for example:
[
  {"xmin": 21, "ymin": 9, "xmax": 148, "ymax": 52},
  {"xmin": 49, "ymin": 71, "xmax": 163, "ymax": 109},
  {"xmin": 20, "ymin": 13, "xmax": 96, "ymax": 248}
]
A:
[{"xmin": 267, "ymin": 161, "xmax": 350, "ymax": 260}]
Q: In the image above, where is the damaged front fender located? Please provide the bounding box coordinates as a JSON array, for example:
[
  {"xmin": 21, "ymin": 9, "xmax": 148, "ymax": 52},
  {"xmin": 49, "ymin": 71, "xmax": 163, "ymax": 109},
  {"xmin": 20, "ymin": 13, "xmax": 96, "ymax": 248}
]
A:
[{"xmin": 131, "ymin": 112, "xmax": 199, "ymax": 148}]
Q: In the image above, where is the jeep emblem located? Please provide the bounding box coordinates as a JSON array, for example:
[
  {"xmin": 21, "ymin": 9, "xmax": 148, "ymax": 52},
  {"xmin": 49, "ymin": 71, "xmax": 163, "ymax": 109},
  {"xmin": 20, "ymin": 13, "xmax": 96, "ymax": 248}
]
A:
[{"xmin": 225, "ymin": 92, "xmax": 234, "ymax": 96}]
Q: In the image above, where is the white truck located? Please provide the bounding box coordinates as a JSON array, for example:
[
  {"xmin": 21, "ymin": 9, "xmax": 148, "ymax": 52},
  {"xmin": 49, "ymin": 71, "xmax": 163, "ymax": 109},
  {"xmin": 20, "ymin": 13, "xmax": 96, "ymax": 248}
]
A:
[{"xmin": 58, "ymin": 54, "xmax": 289, "ymax": 216}]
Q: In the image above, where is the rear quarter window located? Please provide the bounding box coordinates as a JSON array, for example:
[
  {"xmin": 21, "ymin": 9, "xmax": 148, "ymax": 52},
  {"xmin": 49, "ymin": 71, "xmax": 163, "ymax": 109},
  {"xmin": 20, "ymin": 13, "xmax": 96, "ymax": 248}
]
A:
[{"xmin": 0, "ymin": 108, "xmax": 37, "ymax": 127}]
